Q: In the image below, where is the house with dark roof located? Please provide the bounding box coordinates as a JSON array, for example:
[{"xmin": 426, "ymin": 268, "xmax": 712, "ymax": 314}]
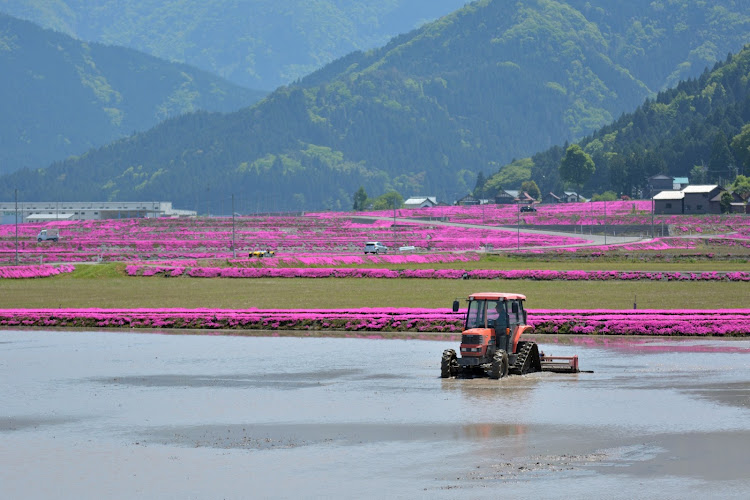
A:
[
  {"xmin": 652, "ymin": 184, "xmax": 745, "ymax": 214},
  {"xmin": 403, "ymin": 196, "xmax": 438, "ymax": 209},
  {"xmin": 494, "ymin": 190, "xmax": 518, "ymax": 204},
  {"xmin": 456, "ymin": 194, "xmax": 480, "ymax": 206},
  {"xmin": 647, "ymin": 174, "xmax": 674, "ymax": 198},
  {"xmin": 653, "ymin": 190, "xmax": 684, "ymax": 214},
  {"xmin": 682, "ymin": 185, "xmax": 724, "ymax": 214},
  {"xmin": 495, "ymin": 190, "xmax": 535, "ymax": 205},
  {"xmin": 563, "ymin": 191, "xmax": 583, "ymax": 202},
  {"xmin": 542, "ymin": 192, "xmax": 562, "ymax": 204}
]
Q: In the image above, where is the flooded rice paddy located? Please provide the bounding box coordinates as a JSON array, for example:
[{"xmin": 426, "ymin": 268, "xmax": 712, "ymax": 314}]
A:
[{"xmin": 1, "ymin": 330, "xmax": 749, "ymax": 499}]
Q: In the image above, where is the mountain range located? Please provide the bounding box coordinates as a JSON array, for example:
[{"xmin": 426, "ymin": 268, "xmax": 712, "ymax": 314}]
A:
[
  {"xmin": 4, "ymin": 0, "xmax": 750, "ymax": 211},
  {"xmin": 0, "ymin": 13, "xmax": 264, "ymax": 174},
  {"xmin": 0, "ymin": 0, "xmax": 469, "ymax": 90}
]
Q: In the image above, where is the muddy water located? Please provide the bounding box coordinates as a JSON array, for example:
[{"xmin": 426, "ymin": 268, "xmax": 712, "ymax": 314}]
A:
[{"xmin": 1, "ymin": 330, "xmax": 749, "ymax": 499}]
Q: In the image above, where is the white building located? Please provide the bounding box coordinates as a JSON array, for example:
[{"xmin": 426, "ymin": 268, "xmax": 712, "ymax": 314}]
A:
[
  {"xmin": 403, "ymin": 196, "xmax": 438, "ymax": 209},
  {"xmin": 0, "ymin": 201, "xmax": 196, "ymax": 223}
]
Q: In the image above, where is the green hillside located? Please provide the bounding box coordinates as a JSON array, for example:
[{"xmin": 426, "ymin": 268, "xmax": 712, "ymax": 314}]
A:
[
  {"xmin": 493, "ymin": 46, "xmax": 750, "ymax": 199},
  {"xmin": 0, "ymin": 13, "xmax": 264, "ymax": 174},
  {"xmin": 0, "ymin": 0, "xmax": 469, "ymax": 90},
  {"xmin": 4, "ymin": 0, "xmax": 750, "ymax": 211}
]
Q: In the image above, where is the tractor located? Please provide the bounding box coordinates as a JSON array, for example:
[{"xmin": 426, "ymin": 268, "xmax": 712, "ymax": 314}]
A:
[{"xmin": 441, "ymin": 292, "xmax": 578, "ymax": 379}]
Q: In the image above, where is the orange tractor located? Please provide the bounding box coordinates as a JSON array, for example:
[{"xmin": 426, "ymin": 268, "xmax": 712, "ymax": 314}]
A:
[{"xmin": 441, "ymin": 292, "xmax": 579, "ymax": 379}]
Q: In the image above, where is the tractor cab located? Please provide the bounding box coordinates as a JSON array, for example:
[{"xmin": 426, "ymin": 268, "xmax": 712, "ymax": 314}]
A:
[{"xmin": 450, "ymin": 293, "xmax": 529, "ymax": 374}]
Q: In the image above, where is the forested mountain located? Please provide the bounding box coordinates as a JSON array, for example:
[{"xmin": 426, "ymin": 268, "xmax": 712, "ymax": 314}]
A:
[
  {"xmin": 492, "ymin": 46, "xmax": 750, "ymax": 200},
  {"xmin": 4, "ymin": 0, "xmax": 750, "ymax": 212},
  {"xmin": 0, "ymin": 13, "xmax": 264, "ymax": 174},
  {"xmin": 0, "ymin": 0, "xmax": 469, "ymax": 90}
]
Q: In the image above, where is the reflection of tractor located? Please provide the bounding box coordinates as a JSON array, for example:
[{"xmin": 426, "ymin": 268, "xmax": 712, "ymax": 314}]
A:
[{"xmin": 441, "ymin": 292, "xmax": 579, "ymax": 379}]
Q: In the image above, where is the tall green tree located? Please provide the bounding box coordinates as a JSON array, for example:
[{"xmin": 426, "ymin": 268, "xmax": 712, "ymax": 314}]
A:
[
  {"xmin": 520, "ymin": 180, "xmax": 541, "ymax": 200},
  {"xmin": 473, "ymin": 171, "xmax": 486, "ymax": 199},
  {"xmin": 708, "ymin": 131, "xmax": 735, "ymax": 182},
  {"xmin": 730, "ymin": 124, "xmax": 750, "ymax": 176},
  {"xmin": 352, "ymin": 186, "xmax": 368, "ymax": 211},
  {"xmin": 608, "ymin": 153, "xmax": 629, "ymax": 195},
  {"xmin": 720, "ymin": 191, "xmax": 734, "ymax": 213},
  {"xmin": 559, "ymin": 144, "xmax": 595, "ymax": 197},
  {"xmin": 592, "ymin": 191, "xmax": 618, "ymax": 201},
  {"xmin": 731, "ymin": 175, "xmax": 750, "ymax": 200},
  {"xmin": 372, "ymin": 191, "xmax": 403, "ymax": 210},
  {"xmin": 690, "ymin": 164, "xmax": 708, "ymax": 184}
]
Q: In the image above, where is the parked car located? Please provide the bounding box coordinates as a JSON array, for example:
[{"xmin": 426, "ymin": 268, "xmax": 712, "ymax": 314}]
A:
[
  {"xmin": 520, "ymin": 205, "xmax": 537, "ymax": 213},
  {"xmin": 249, "ymin": 250, "xmax": 275, "ymax": 258},
  {"xmin": 364, "ymin": 241, "xmax": 388, "ymax": 254}
]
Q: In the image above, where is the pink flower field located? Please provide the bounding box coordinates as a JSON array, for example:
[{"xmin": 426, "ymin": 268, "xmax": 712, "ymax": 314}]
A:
[
  {"xmin": 1, "ymin": 307, "xmax": 748, "ymax": 336},
  {"xmin": 2, "ymin": 202, "xmax": 748, "ymax": 338},
  {"xmin": 0, "ymin": 264, "xmax": 74, "ymax": 279},
  {"xmin": 124, "ymin": 265, "xmax": 750, "ymax": 282},
  {"xmin": 2, "ymin": 200, "xmax": 749, "ymax": 265}
]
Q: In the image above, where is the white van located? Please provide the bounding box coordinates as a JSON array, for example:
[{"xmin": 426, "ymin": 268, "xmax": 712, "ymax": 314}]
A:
[
  {"xmin": 37, "ymin": 229, "xmax": 60, "ymax": 242},
  {"xmin": 364, "ymin": 241, "xmax": 388, "ymax": 254}
]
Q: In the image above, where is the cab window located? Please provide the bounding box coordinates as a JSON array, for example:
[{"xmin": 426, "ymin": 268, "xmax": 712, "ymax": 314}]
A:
[
  {"xmin": 509, "ymin": 300, "xmax": 522, "ymax": 325},
  {"xmin": 465, "ymin": 300, "xmax": 485, "ymax": 329}
]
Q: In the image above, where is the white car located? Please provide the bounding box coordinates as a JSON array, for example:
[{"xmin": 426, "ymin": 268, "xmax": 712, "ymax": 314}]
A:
[{"xmin": 364, "ymin": 241, "xmax": 388, "ymax": 254}]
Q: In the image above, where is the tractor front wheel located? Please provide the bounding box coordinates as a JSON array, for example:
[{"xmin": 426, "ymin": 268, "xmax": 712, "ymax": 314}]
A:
[
  {"xmin": 441, "ymin": 349, "xmax": 458, "ymax": 378},
  {"xmin": 489, "ymin": 350, "xmax": 509, "ymax": 379}
]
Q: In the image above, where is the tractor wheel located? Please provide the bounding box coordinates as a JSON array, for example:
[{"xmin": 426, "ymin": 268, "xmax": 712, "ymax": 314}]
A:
[
  {"xmin": 441, "ymin": 349, "xmax": 457, "ymax": 378},
  {"xmin": 489, "ymin": 350, "xmax": 509, "ymax": 379}
]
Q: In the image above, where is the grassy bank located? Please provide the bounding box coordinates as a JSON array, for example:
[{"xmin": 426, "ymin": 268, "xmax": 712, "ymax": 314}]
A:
[{"xmin": 1, "ymin": 264, "xmax": 748, "ymax": 309}]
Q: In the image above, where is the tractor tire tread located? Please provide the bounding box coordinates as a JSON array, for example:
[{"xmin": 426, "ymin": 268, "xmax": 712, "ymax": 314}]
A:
[{"xmin": 510, "ymin": 341, "xmax": 541, "ymax": 375}]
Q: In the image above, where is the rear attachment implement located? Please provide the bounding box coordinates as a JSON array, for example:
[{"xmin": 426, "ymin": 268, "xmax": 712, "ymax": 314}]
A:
[{"xmin": 540, "ymin": 355, "xmax": 580, "ymax": 373}]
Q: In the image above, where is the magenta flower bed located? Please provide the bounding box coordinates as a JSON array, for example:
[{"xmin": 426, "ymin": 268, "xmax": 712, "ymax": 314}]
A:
[
  {"xmin": 124, "ymin": 265, "xmax": 750, "ymax": 282},
  {"xmin": 0, "ymin": 264, "xmax": 74, "ymax": 279},
  {"xmin": 529, "ymin": 309, "xmax": 750, "ymax": 336},
  {"xmin": 0, "ymin": 307, "xmax": 748, "ymax": 336},
  {"xmin": 0, "ymin": 307, "xmax": 464, "ymax": 333}
]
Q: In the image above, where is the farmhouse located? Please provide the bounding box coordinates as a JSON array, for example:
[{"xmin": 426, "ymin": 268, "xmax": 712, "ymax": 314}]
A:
[
  {"xmin": 542, "ymin": 192, "xmax": 562, "ymax": 204},
  {"xmin": 682, "ymin": 185, "xmax": 725, "ymax": 214},
  {"xmin": 652, "ymin": 184, "xmax": 747, "ymax": 214},
  {"xmin": 647, "ymin": 174, "xmax": 674, "ymax": 197},
  {"xmin": 673, "ymin": 177, "xmax": 689, "ymax": 190},
  {"xmin": 403, "ymin": 196, "xmax": 438, "ymax": 209},
  {"xmin": 653, "ymin": 190, "xmax": 684, "ymax": 214},
  {"xmin": 0, "ymin": 201, "xmax": 196, "ymax": 223},
  {"xmin": 456, "ymin": 194, "xmax": 480, "ymax": 206},
  {"xmin": 563, "ymin": 191, "xmax": 583, "ymax": 202},
  {"xmin": 495, "ymin": 190, "xmax": 535, "ymax": 205}
]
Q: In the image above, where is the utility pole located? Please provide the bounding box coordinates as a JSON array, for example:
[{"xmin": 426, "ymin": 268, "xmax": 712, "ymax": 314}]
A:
[
  {"xmin": 392, "ymin": 198, "xmax": 397, "ymax": 244},
  {"xmin": 651, "ymin": 195, "xmax": 655, "ymax": 238},
  {"xmin": 232, "ymin": 194, "xmax": 236, "ymax": 259},
  {"xmin": 15, "ymin": 188, "xmax": 19, "ymax": 265},
  {"xmin": 516, "ymin": 200, "xmax": 520, "ymax": 252},
  {"xmin": 604, "ymin": 200, "xmax": 607, "ymax": 246}
]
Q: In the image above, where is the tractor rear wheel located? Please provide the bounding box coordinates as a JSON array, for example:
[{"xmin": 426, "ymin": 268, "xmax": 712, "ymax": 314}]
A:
[
  {"xmin": 441, "ymin": 349, "xmax": 458, "ymax": 378},
  {"xmin": 489, "ymin": 350, "xmax": 509, "ymax": 379}
]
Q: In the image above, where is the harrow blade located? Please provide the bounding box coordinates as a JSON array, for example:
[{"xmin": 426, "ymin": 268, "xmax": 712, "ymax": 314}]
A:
[{"xmin": 540, "ymin": 355, "xmax": 580, "ymax": 373}]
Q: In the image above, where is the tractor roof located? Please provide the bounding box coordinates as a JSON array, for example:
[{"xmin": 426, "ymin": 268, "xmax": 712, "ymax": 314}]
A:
[{"xmin": 469, "ymin": 292, "xmax": 526, "ymax": 301}]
